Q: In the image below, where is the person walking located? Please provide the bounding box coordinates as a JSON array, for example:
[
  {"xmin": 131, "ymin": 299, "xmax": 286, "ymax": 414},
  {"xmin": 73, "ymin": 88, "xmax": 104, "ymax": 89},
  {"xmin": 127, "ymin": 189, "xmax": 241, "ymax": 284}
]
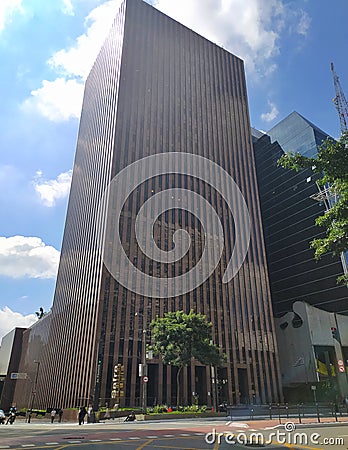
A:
[
  {"xmin": 87, "ymin": 405, "xmax": 93, "ymax": 423},
  {"xmin": 78, "ymin": 406, "xmax": 87, "ymax": 425},
  {"xmin": 104, "ymin": 407, "xmax": 111, "ymax": 420},
  {"xmin": 58, "ymin": 409, "xmax": 63, "ymax": 423},
  {"xmin": 50, "ymin": 409, "xmax": 57, "ymax": 423}
]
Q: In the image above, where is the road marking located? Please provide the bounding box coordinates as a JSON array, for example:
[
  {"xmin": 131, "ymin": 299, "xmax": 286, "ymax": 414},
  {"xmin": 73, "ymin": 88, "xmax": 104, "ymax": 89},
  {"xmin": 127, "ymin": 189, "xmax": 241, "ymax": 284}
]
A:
[
  {"xmin": 45, "ymin": 443, "xmax": 59, "ymax": 445},
  {"xmin": 276, "ymin": 441, "xmax": 322, "ymax": 450},
  {"xmin": 129, "ymin": 437, "xmax": 141, "ymax": 439},
  {"xmin": 0, "ymin": 447, "xmax": 10, "ymax": 449},
  {"xmin": 194, "ymin": 432, "xmax": 205, "ymax": 435},
  {"xmin": 163, "ymin": 434, "xmax": 174, "ymax": 437},
  {"xmin": 89, "ymin": 439, "xmax": 102, "ymax": 442},
  {"xmin": 136, "ymin": 439, "xmax": 154, "ymax": 450},
  {"xmin": 67, "ymin": 441, "xmax": 82, "ymax": 444},
  {"xmin": 179, "ymin": 433, "xmax": 190, "ymax": 436},
  {"xmin": 146, "ymin": 435, "xmax": 158, "ymax": 438},
  {"xmin": 21, "ymin": 446, "xmax": 35, "ymax": 448},
  {"xmin": 227, "ymin": 422, "xmax": 249, "ymax": 428},
  {"xmin": 110, "ymin": 438, "xmax": 122, "ymax": 440}
]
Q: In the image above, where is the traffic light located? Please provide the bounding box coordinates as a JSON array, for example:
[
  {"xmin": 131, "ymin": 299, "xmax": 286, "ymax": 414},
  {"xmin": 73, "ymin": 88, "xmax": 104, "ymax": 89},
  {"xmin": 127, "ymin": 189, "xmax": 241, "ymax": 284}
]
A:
[{"xmin": 331, "ymin": 327, "xmax": 339, "ymax": 340}]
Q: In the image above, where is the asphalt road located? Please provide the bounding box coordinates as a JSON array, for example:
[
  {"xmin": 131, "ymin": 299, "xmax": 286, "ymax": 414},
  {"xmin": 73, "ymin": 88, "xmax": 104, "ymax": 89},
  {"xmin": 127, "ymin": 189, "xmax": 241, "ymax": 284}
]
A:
[{"xmin": 0, "ymin": 417, "xmax": 347, "ymax": 450}]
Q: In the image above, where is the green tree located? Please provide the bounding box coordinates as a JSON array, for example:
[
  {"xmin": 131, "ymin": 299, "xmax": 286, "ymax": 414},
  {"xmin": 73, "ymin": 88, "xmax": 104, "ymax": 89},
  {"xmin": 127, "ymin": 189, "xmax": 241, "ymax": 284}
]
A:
[
  {"xmin": 150, "ymin": 310, "xmax": 225, "ymax": 408},
  {"xmin": 278, "ymin": 131, "xmax": 348, "ymax": 284}
]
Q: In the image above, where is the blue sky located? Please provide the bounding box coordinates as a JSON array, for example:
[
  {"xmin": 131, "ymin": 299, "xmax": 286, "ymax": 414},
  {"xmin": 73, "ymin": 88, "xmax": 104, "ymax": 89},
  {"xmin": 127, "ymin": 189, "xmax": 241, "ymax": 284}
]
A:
[{"xmin": 0, "ymin": 0, "xmax": 347, "ymax": 340}]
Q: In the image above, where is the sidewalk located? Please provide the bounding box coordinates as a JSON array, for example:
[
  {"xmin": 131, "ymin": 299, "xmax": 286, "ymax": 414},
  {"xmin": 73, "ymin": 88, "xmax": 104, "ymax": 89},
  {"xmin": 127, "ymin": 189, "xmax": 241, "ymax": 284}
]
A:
[{"xmin": 228, "ymin": 416, "xmax": 348, "ymax": 430}]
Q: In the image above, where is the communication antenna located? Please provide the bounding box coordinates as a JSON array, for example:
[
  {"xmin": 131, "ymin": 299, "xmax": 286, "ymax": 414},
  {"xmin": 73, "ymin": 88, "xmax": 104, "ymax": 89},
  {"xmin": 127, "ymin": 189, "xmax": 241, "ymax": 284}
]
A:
[{"xmin": 331, "ymin": 62, "xmax": 348, "ymax": 133}]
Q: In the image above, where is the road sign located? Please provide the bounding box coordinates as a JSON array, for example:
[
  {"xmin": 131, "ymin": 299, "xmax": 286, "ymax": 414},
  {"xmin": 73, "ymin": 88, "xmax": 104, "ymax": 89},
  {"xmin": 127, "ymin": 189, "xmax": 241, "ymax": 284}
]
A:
[
  {"xmin": 338, "ymin": 359, "xmax": 344, "ymax": 366},
  {"xmin": 338, "ymin": 366, "xmax": 345, "ymax": 373},
  {"xmin": 10, "ymin": 372, "xmax": 27, "ymax": 380},
  {"xmin": 143, "ymin": 376, "xmax": 149, "ymax": 383}
]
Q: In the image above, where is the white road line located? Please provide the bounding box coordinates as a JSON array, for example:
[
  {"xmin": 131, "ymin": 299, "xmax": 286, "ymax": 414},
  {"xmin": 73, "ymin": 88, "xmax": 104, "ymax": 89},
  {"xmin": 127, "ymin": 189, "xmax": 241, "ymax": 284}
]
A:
[
  {"xmin": 89, "ymin": 440, "xmax": 102, "ymax": 442},
  {"xmin": 68, "ymin": 441, "xmax": 82, "ymax": 444},
  {"xmin": 146, "ymin": 435, "xmax": 158, "ymax": 438},
  {"xmin": 0, "ymin": 446, "xmax": 10, "ymax": 449},
  {"xmin": 163, "ymin": 434, "xmax": 174, "ymax": 437},
  {"xmin": 21, "ymin": 446, "xmax": 35, "ymax": 448},
  {"xmin": 45, "ymin": 443, "xmax": 59, "ymax": 445},
  {"xmin": 110, "ymin": 438, "xmax": 122, "ymax": 441},
  {"xmin": 194, "ymin": 433, "xmax": 205, "ymax": 436},
  {"xmin": 180, "ymin": 433, "xmax": 190, "ymax": 436}
]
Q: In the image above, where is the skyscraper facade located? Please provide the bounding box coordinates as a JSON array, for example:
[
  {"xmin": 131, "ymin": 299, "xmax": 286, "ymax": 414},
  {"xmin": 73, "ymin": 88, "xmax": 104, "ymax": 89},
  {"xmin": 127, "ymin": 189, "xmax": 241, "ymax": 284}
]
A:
[
  {"xmin": 253, "ymin": 112, "xmax": 348, "ymax": 316},
  {"xmin": 14, "ymin": 0, "xmax": 282, "ymax": 409}
]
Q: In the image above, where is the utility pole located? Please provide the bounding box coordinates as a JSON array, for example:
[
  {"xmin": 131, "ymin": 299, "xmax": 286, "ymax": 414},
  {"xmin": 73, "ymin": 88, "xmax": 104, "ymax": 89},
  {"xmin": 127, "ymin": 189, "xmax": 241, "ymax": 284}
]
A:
[
  {"xmin": 135, "ymin": 312, "xmax": 148, "ymax": 414},
  {"xmin": 141, "ymin": 329, "xmax": 147, "ymax": 414}
]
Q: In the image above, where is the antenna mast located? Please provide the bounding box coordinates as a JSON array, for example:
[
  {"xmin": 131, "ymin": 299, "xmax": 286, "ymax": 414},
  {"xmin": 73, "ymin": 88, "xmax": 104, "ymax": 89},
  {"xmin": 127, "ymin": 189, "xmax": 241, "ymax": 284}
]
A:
[{"xmin": 331, "ymin": 62, "xmax": 348, "ymax": 133}]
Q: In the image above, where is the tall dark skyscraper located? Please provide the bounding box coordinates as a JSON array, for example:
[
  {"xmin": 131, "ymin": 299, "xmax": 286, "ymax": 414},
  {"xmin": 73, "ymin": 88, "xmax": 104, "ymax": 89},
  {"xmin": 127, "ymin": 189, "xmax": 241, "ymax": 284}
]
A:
[
  {"xmin": 14, "ymin": 0, "xmax": 282, "ymax": 409},
  {"xmin": 253, "ymin": 112, "xmax": 348, "ymax": 316}
]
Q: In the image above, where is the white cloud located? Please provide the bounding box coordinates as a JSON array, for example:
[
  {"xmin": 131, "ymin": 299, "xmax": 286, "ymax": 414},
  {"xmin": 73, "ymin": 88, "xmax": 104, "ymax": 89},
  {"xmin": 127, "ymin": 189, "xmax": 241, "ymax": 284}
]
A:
[
  {"xmin": 0, "ymin": 0, "xmax": 23, "ymax": 33},
  {"xmin": 261, "ymin": 101, "xmax": 279, "ymax": 122},
  {"xmin": 24, "ymin": 0, "xmax": 310, "ymax": 121},
  {"xmin": 153, "ymin": 0, "xmax": 310, "ymax": 77},
  {"xmin": 62, "ymin": 0, "xmax": 74, "ymax": 16},
  {"xmin": 33, "ymin": 170, "xmax": 72, "ymax": 207},
  {"xmin": 23, "ymin": 0, "xmax": 120, "ymax": 122},
  {"xmin": 0, "ymin": 236, "xmax": 60, "ymax": 279},
  {"xmin": 296, "ymin": 10, "xmax": 311, "ymax": 36},
  {"xmin": 21, "ymin": 78, "xmax": 84, "ymax": 122},
  {"xmin": 0, "ymin": 307, "xmax": 37, "ymax": 342},
  {"xmin": 49, "ymin": 0, "xmax": 121, "ymax": 80}
]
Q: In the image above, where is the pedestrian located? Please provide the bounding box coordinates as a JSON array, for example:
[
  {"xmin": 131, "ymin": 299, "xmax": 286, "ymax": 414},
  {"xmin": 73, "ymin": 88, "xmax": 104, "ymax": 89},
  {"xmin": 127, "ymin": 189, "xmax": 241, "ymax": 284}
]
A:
[
  {"xmin": 78, "ymin": 406, "xmax": 87, "ymax": 425},
  {"xmin": 50, "ymin": 408, "xmax": 57, "ymax": 423},
  {"xmin": 58, "ymin": 408, "xmax": 63, "ymax": 423},
  {"xmin": 87, "ymin": 405, "xmax": 93, "ymax": 423},
  {"xmin": 104, "ymin": 406, "xmax": 111, "ymax": 420}
]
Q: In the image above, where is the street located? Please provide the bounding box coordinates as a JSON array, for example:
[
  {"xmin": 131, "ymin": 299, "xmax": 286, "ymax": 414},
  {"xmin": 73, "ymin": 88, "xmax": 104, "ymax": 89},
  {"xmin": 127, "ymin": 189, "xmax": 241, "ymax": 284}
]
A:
[{"xmin": 0, "ymin": 417, "xmax": 347, "ymax": 450}]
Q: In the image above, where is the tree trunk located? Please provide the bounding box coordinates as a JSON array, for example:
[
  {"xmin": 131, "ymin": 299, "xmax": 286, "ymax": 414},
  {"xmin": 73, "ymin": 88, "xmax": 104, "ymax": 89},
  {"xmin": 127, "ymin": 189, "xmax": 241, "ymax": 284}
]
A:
[{"xmin": 176, "ymin": 366, "xmax": 182, "ymax": 409}]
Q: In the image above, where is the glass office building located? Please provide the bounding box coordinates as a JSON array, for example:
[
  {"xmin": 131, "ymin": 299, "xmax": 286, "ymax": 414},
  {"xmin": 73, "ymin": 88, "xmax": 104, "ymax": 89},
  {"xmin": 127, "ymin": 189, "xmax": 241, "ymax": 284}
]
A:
[
  {"xmin": 13, "ymin": 0, "xmax": 282, "ymax": 409},
  {"xmin": 253, "ymin": 112, "xmax": 348, "ymax": 316}
]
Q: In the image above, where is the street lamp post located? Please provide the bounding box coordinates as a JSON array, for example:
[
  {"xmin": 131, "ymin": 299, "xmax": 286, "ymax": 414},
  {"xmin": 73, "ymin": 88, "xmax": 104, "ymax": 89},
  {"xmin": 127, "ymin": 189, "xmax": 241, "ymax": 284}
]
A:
[
  {"xmin": 211, "ymin": 365, "xmax": 217, "ymax": 412},
  {"xmin": 141, "ymin": 329, "xmax": 147, "ymax": 414},
  {"xmin": 135, "ymin": 313, "xmax": 148, "ymax": 414}
]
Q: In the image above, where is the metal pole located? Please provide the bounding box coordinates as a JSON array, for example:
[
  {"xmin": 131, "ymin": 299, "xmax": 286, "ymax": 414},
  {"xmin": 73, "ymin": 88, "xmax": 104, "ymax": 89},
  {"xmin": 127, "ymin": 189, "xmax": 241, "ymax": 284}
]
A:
[
  {"xmin": 28, "ymin": 361, "xmax": 40, "ymax": 419},
  {"xmin": 211, "ymin": 365, "xmax": 217, "ymax": 412},
  {"xmin": 142, "ymin": 329, "xmax": 147, "ymax": 414},
  {"xmin": 312, "ymin": 387, "xmax": 320, "ymax": 423}
]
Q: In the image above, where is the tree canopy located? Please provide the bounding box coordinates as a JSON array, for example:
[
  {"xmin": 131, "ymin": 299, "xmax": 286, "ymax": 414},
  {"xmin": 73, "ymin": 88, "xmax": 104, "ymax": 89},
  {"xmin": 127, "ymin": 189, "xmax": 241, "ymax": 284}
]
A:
[
  {"xmin": 150, "ymin": 310, "xmax": 225, "ymax": 406},
  {"xmin": 278, "ymin": 131, "xmax": 348, "ymax": 284}
]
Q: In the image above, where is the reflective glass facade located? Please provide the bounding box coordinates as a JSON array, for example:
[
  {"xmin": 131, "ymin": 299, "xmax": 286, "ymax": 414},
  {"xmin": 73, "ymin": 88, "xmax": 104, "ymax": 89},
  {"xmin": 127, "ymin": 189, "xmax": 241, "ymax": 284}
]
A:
[
  {"xmin": 14, "ymin": 0, "xmax": 282, "ymax": 409},
  {"xmin": 253, "ymin": 112, "xmax": 348, "ymax": 316}
]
